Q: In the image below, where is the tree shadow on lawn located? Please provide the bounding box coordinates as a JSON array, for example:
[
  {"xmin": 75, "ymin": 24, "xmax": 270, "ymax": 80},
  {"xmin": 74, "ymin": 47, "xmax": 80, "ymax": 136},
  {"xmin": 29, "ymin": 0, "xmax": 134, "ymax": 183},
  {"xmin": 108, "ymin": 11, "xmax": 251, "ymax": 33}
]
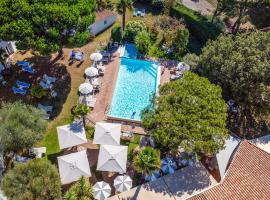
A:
[{"xmin": 0, "ymin": 52, "xmax": 71, "ymax": 119}]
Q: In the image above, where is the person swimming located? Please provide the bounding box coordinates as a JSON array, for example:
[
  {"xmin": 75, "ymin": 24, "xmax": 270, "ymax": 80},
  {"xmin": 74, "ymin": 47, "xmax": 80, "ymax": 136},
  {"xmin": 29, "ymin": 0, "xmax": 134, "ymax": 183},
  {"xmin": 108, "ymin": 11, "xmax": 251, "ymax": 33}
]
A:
[{"xmin": 131, "ymin": 111, "xmax": 136, "ymax": 119}]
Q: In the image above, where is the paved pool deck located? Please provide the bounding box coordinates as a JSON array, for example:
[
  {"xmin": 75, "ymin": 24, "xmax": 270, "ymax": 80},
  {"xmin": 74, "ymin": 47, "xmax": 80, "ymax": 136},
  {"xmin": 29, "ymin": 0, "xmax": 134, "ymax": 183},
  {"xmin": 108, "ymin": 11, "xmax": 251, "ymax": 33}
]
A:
[{"xmin": 87, "ymin": 52, "xmax": 172, "ymax": 134}]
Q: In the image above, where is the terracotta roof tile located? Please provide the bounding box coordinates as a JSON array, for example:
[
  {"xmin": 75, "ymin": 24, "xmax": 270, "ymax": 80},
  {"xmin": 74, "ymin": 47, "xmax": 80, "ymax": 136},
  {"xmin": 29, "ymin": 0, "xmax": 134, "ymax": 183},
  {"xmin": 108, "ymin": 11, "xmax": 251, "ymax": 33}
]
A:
[{"xmin": 189, "ymin": 140, "xmax": 270, "ymax": 200}]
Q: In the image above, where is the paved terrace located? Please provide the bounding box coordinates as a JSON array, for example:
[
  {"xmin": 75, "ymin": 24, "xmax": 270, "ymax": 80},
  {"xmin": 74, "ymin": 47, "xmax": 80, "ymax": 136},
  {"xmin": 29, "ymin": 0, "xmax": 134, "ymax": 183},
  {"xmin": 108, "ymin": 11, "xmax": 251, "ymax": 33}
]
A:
[{"xmin": 87, "ymin": 52, "xmax": 172, "ymax": 134}]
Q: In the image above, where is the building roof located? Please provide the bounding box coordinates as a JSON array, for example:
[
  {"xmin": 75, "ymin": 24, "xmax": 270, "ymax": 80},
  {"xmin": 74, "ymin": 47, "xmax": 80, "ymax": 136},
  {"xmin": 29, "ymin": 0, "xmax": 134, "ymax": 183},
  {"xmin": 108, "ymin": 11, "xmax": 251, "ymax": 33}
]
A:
[
  {"xmin": 95, "ymin": 10, "xmax": 116, "ymax": 23},
  {"xmin": 189, "ymin": 140, "xmax": 270, "ymax": 200},
  {"xmin": 109, "ymin": 162, "xmax": 217, "ymax": 200},
  {"xmin": 250, "ymin": 134, "xmax": 270, "ymax": 154}
]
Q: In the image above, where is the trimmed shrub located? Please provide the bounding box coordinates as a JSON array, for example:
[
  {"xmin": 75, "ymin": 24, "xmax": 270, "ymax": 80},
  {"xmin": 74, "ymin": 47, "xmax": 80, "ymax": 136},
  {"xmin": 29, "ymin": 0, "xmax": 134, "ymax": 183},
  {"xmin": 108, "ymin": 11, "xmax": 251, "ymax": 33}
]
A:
[
  {"xmin": 68, "ymin": 31, "xmax": 92, "ymax": 47},
  {"xmin": 124, "ymin": 20, "xmax": 147, "ymax": 42},
  {"xmin": 111, "ymin": 26, "xmax": 123, "ymax": 43},
  {"xmin": 135, "ymin": 31, "xmax": 151, "ymax": 54},
  {"xmin": 31, "ymin": 85, "xmax": 47, "ymax": 99}
]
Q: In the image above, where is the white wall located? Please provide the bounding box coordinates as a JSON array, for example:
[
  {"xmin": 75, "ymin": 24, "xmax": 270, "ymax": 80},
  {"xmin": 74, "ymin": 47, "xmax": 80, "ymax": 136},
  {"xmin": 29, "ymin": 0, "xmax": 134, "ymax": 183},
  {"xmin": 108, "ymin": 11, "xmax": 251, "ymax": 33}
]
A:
[{"xmin": 89, "ymin": 15, "xmax": 116, "ymax": 36}]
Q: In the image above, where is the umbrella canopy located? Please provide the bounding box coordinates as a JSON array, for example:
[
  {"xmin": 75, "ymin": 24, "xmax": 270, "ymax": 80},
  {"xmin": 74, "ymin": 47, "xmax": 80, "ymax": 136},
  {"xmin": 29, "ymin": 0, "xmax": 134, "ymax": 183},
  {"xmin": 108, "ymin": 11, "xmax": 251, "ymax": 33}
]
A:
[
  {"xmin": 93, "ymin": 181, "xmax": 111, "ymax": 200},
  {"xmin": 114, "ymin": 175, "xmax": 132, "ymax": 192},
  {"xmin": 57, "ymin": 121, "xmax": 87, "ymax": 149},
  {"xmin": 90, "ymin": 52, "xmax": 103, "ymax": 62},
  {"xmin": 57, "ymin": 150, "xmax": 91, "ymax": 184},
  {"xmin": 79, "ymin": 83, "xmax": 93, "ymax": 94},
  {"xmin": 93, "ymin": 122, "xmax": 121, "ymax": 146},
  {"xmin": 85, "ymin": 67, "xmax": 98, "ymax": 77},
  {"xmin": 144, "ymin": 170, "xmax": 161, "ymax": 182},
  {"xmin": 97, "ymin": 145, "xmax": 128, "ymax": 174},
  {"xmin": 161, "ymin": 157, "xmax": 177, "ymax": 174}
]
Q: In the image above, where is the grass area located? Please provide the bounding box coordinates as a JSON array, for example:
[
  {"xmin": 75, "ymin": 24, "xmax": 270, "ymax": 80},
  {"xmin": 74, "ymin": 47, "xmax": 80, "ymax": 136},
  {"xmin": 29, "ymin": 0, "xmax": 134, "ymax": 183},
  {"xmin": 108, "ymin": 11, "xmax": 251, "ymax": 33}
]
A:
[
  {"xmin": 171, "ymin": 4, "xmax": 224, "ymax": 43},
  {"xmin": 121, "ymin": 134, "xmax": 141, "ymax": 161}
]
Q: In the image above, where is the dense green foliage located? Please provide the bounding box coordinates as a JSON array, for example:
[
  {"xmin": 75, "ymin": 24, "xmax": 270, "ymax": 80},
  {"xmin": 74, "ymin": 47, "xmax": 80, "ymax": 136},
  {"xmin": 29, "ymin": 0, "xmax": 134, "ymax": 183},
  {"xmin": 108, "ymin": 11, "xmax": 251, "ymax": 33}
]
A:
[
  {"xmin": 0, "ymin": 102, "xmax": 47, "ymax": 162},
  {"xmin": 182, "ymin": 53, "xmax": 199, "ymax": 71},
  {"xmin": 111, "ymin": 26, "xmax": 123, "ymax": 42},
  {"xmin": 199, "ymin": 31, "xmax": 270, "ymax": 135},
  {"xmin": 133, "ymin": 147, "xmax": 160, "ymax": 175},
  {"xmin": 68, "ymin": 31, "xmax": 93, "ymax": 47},
  {"xmin": 30, "ymin": 85, "xmax": 48, "ymax": 99},
  {"xmin": 173, "ymin": 28, "xmax": 189, "ymax": 59},
  {"xmin": 71, "ymin": 103, "xmax": 89, "ymax": 126},
  {"xmin": 1, "ymin": 159, "xmax": 61, "ymax": 200},
  {"xmin": 0, "ymin": 0, "xmax": 96, "ymax": 54},
  {"xmin": 116, "ymin": 0, "xmax": 133, "ymax": 30},
  {"xmin": 135, "ymin": 31, "xmax": 151, "ymax": 54},
  {"xmin": 64, "ymin": 176, "xmax": 94, "ymax": 200},
  {"xmin": 141, "ymin": 72, "xmax": 228, "ymax": 155},
  {"xmin": 124, "ymin": 20, "xmax": 147, "ymax": 41},
  {"xmin": 171, "ymin": 4, "xmax": 224, "ymax": 43}
]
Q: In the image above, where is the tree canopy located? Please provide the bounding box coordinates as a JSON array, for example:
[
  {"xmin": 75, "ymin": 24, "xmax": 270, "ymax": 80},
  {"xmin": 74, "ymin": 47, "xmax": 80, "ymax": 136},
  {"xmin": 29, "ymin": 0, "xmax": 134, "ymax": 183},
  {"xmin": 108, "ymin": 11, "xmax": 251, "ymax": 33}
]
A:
[
  {"xmin": 64, "ymin": 176, "xmax": 94, "ymax": 200},
  {"xmin": 199, "ymin": 31, "xmax": 270, "ymax": 136},
  {"xmin": 0, "ymin": 102, "xmax": 47, "ymax": 164},
  {"xmin": 133, "ymin": 147, "xmax": 160, "ymax": 175},
  {"xmin": 1, "ymin": 159, "xmax": 61, "ymax": 200},
  {"xmin": 0, "ymin": 0, "xmax": 96, "ymax": 54},
  {"xmin": 124, "ymin": 20, "xmax": 147, "ymax": 41},
  {"xmin": 141, "ymin": 72, "xmax": 228, "ymax": 155},
  {"xmin": 135, "ymin": 31, "xmax": 151, "ymax": 54}
]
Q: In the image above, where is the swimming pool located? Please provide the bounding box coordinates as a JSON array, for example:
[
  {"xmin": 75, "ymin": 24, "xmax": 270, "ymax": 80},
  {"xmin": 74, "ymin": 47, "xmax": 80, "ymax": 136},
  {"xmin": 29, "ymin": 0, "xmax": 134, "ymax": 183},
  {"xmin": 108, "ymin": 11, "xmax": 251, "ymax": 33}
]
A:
[
  {"xmin": 123, "ymin": 43, "xmax": 138, "ymax": 59},
  {"xmin": 108, "ymin": 57, "xmax": 160, "ymax": 121}
]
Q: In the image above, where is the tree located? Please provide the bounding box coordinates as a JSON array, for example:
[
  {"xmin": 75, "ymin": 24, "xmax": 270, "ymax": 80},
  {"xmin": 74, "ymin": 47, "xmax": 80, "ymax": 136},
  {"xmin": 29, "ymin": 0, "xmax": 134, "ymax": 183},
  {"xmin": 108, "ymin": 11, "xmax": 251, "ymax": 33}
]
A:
[
  {"xmin": 173, "ymin": 28, "xmax": 189, "ymax": 59},
  {"xmin": 0, "ymin": 48, "xmax": 8, "ymax": 68},
  {"xmin": 64, "ymin": 176, "xmax": 94, "ymax": 200},
  {"xmin": 142, "ymin": 72, "xmax": 228, "ymax": 155},
  {"xmin": 124, "ymin": 20, "xmax": 147, "ymax": 41},
  {"xmin": 111, "ymin": 26, "xmax": 123, "ymax": 43},
  {"xmin": 133, "ymin": 147, "xmax": 160, "ymax": 175},
  {"xmin": 0, "ymin": 102, "xmax": 47, "ymax": 168},
  {"xmin": 71, "ymin": 103, "xmax": 90, "ymax": 127},
  {"xmin": 182, "ymin": 53, "xmax": 199, "ymax": 71},
  {"xmin": 199, "ymin": 31, "xmax": 270, "ymax": 137},
  {"xmin": 135, "ymin": 31, "xmax": 151, "ymax": 54},
  {"xmin": 116, "ymin": 0, "xmax": 133, "ymax": 31},
  {"xmin": 0, "ymin": 0, "xmax": 96, "ymax": 54},
  {"xmin": 1, "ymin": 159, "xmax": 61, "ymax": 200}
]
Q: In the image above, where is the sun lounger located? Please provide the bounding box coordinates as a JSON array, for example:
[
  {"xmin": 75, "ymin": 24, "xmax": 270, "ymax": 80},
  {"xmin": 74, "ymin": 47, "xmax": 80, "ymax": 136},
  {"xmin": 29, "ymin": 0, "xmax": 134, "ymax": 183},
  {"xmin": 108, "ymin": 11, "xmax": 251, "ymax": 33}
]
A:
[
  {"xmin": 170, "ymin": 73, "xmax": 182, "ymax": 81},
  {"xmin": 29, "ymin": 147, "xmax": 46, "ymax": 158},
  {"xmin": 38, "ymin": 103, "xmax": 53, "ymax": 112},
  {"xmin": 16, "ymin": 80, "xmax": 31, "ymax": 89},
  {"xmin": 12, "ymin": 86, "xmax": 27, "ymax": 95},
  {"xmin": 133, "ymin": 8, "xmax": 138, "ymax": 16},
  {"xmin": 14, "ymin": 155, "xmax": 31, "ymax": 163},
  {"xmin": 141, "ymin": 8, "xmax": 146, "ymax": 17},
  {"xmin": 40, "ymin": 81, "xmax": 53, "ymax": 89},
  {"xmin": 16, "ymin": 61, "xmax": 30, "ymax": 67},
  {"xmin": 22, "ymin": 65, "xmax": 35, "ymax": 73},
  {"xmin": 70, "ymin": 50, "xmax": 84, "ymax": 61},
  {"xmin": 43, "ymin": 74, "xmax": 57, "ymax": 83}
]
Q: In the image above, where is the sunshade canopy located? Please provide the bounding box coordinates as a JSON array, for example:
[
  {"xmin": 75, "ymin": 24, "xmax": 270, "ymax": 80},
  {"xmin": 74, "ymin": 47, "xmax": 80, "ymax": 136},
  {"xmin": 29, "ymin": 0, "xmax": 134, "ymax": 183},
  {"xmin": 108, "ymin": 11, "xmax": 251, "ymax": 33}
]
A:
[
  {"xmin": 93, "ymin": 122, "xmax": 121, "ymax": 146},
  {"xmin": 114, "ymin": 175, "xmax": 132, "ymax": 192},
  {"xmin": 85, "ymin": 67, "xmax": 98, "ymax": 77},
  {"xmin": 90, "ymin": 52, "xmax": 103, "ymax": 61},
  {"xmin": 93, "ymin": 181, "xmax": 111, "ymax": 200},
  {"xmin": 79, "ymin": 83, "xmax": 93, "ymax": 94},
  {"xmin": 97, "ymin": 145, "xmax": 128, "ymax": 174},
  {"xmin": 57, "ymin": 150, "xmax": 91, "ymax": 184},
  {"xmin": 57, "ymin": 121, "xmax": 87, "ymax": 149}
]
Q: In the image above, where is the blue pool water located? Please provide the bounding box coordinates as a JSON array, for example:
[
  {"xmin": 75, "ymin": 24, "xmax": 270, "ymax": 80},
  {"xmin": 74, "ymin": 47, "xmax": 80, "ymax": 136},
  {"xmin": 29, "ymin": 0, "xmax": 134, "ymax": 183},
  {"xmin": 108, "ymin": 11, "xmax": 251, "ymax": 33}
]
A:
[
  {"xmin": 108, "ymin": 57, "xmax": 159, "ymax": 121},
  {"xmin": 123, "ymin": 43, "xmax": 138, "ymax": 59}
]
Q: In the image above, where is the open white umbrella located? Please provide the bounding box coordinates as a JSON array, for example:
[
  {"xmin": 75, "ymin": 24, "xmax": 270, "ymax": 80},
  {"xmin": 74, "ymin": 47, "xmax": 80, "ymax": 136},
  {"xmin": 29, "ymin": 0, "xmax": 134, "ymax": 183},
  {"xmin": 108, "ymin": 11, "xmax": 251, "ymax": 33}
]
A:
[
  {"xmin": 85, "ymin": 67, "xmax": 98, "ymax": 77},
  {"xmin": 114, "ymin": 175, "xmax": 132, "ymax": 192},
  {"xmin": 57, "ymin": 150, "xmax": 91, "ymax": 184},
  {"xmin": 97, "ymin": 145, "xmax": 128, "ymax": 174},
  {"xmin": 93, "ymin": 181, "xmax": 111, "ymax": 200},
  {"xmin": 90, "ymin": 52, "xmax": 103, "ymax": 62},
  {"xmin": 93, "ymin": 122, "xmax": 121, "ymax": 146},
  {"xmin": 161, "ymin": 157, "xmax": 177, "ymax": 174},
  {"xmin": 79, "ymin": 83, "xmax": 93, "ymax": 94}
]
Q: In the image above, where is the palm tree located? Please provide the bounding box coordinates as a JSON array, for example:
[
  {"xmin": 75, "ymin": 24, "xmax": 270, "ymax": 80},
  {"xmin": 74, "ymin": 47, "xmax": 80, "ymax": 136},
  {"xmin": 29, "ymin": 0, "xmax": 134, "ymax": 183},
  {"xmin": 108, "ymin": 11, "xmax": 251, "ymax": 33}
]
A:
[
  {"xmin": 0, "ymin": 47, "xmax": 8, "ymax": 68},
  {"xmin": 133, "ymin": 147, "xmax": 161, "ymax": 176},
  {"xmin": 116, "ymin": 0, "xmax": 133, "ymax": 31},
  {"xmin": 72, "ymin": 103, "xmax": 90, "ymax": 127},
  {"xmin": 64, "ymin": 176, "xmax": 94, "ymax": 200}
]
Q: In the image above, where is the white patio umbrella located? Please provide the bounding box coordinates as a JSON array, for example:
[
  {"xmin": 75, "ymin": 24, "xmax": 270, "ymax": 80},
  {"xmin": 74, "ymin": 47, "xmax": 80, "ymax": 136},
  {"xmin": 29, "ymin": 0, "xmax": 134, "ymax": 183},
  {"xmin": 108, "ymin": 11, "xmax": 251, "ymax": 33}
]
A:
[
  {"xmin": 93, "ymin": 181, "xmax": 111, "ymax": 200},
  {"xmin": 57, "ymin": 150, "xmax": 91, "ymax": 184},
  {"xmin": 161, "ymin": 157, "xmax": 177, "ymax": 174},
  {"xmin": 97, "ymin": 145, "xmax": 128, "ymax": 174},
  {"xmin": 85, "ymin": 67, "xmax": 98, "ymax": 77},
  {"xmin": 57, "ymin": 121, "xmax": 87, "ymax": 149},
  {"xmin": 93, "ymin": 122, "xmax": 121, "ymax": 146},
  {"xmin": 90, "ymin": 52, "xmax": 103, "ymax": 62},
  {"xmin": 144, "ymin": 170, "xmax": 161, "ymax": 182},
  {"xmin": 79, "ymin": 83, "xmax": 93, "ymax": 94},
  {"xmin": 114, "ymin": 175, "xmax": 132, "ymax": 192}
]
